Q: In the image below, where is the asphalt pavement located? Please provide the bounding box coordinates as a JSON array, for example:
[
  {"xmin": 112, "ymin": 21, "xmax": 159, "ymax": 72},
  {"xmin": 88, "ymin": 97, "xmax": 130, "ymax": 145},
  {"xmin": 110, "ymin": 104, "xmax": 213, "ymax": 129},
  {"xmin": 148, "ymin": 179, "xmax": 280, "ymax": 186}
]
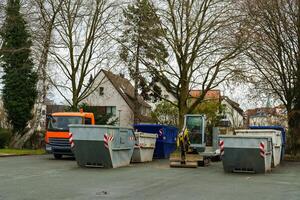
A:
[{"xmin": 0, "ymin": 155, "xmax": 299, "ymax": 200}]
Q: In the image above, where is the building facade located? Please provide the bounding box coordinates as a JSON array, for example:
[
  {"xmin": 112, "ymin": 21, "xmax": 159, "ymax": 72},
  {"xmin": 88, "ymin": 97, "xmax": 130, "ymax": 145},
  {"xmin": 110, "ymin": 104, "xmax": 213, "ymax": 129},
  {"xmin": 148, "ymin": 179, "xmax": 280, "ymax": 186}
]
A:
[{"xmin": 83, "ymin": 70, "xmax": 152, "ymax": 127}]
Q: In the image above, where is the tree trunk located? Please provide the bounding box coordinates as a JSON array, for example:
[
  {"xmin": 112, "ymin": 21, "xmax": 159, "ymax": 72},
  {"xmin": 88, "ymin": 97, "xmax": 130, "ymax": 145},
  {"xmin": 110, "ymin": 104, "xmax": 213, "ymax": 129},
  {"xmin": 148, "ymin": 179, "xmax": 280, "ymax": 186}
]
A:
[
  {"xmin": 178, "ymin": 73, "xmax": 189, "ymax": 129},
  {"xmin": 71, "ymin": 100, "xmax": 78, "ymax": 111},
  {"xmin": 178, "ymin": 106, "xmax": 187, "ymax": 130},
  {"xmin": 295, "ymin": 0, "xmax": 300, "ymax": 110},
  {"xmin": 9, "ymin": 123, "xmax": 36, "ymax": 149},
  {"xmin": 71, "ymin": 89, "xmax": 80, "ymax": 111},
  {"xmin": 133, "ymin": 42, "xmax": 141, "ymax": 124},
  {"xmin": 288, "ymin": 110, "xmax": 300, "ymax": 156},
  {"xmin": 285, "ymin": 0, "xmax": 300, "ymax": 156}
]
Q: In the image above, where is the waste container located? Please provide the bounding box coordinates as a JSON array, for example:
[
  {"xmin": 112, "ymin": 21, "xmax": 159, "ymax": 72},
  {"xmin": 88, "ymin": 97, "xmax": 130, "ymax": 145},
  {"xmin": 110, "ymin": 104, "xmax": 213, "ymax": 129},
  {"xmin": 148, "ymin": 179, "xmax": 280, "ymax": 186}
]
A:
[
  {"xmin": 134, "ymin": 124, "xmax": 178, "ymax": 159},
  {"xmin": 131, "ymin": 132, "xmax": 157, "ymax": 163},
  {"xmin": 235, "ymin": 129, "xmax": 282, "ymax": 167},
  {"xmin": 249, "ymin": 126, "xmax": 286, "ymax": 161},
  {"xmin": 69, "ymin": 125, "xmax": 135, "ymax": 168},
  {"xmin": 219, "ymin": 135, "xmax": 272, "ymax": 173}
]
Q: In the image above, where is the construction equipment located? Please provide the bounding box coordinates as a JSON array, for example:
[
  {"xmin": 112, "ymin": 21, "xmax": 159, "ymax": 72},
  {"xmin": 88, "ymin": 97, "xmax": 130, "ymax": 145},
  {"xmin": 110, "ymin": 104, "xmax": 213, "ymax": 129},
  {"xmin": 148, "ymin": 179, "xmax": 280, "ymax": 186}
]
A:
[
  {"xmin": 169, "ymin": 114, "xmax": 208, "ymax": 168},
  {"xmin": 45, "ymin": 109, "xmax": 95, "ymax": 159}
]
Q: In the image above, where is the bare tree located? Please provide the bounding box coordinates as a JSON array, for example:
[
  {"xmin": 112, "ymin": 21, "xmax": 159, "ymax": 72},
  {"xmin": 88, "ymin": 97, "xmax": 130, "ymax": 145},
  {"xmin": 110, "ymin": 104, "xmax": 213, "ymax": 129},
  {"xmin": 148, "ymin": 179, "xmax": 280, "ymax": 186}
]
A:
[
  {"xmin": 8, "ymin": 0, "xmax": 63, "ymax": 148},
  {"xmin": 33, "ymin": 0, "xmax": 63, "ymax": 106},
  {"xmin": 242, "ymin": 0, "xmax": 299, "ymax": 114},
  {"xmin": 49, "ymin": 0, "xmax": 118, "ymax": 110},
  {"xmin": 241, "ymin": 0, "xmax": 300, "ymax": 155},
  {"xmin": 148, "ymin": 0, "xmax": 247, "ymax": 127}
]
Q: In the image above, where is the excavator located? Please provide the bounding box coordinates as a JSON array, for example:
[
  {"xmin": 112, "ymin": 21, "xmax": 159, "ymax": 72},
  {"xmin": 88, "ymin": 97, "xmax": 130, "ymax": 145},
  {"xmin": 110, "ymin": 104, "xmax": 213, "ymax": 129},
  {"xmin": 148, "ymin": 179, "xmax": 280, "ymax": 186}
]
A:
[{"xmin": 170, "ymin": 114, "xmax": 210, "ymax": 168}]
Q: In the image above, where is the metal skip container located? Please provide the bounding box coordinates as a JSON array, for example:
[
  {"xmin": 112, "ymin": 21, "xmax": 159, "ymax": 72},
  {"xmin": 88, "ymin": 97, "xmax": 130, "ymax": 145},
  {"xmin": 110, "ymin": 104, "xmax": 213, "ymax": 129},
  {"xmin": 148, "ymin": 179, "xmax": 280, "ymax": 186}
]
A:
[
  {"xmin": 235, "ymin": 129, "xmax": 282, "ymax": 167},
  {"xmin": 69, "ymin": 125, "xmax": 135, "ymax": 168},
  {"xmin": 219, "ymin": 135, "xmax": 272, "ymax": 173},
  {"xmin": 249, "ymin": 126, "xmax": 286, "ymax": 161},
  {"xmin": 131, "ymin": 132, "xmax": 157, "ymax": 163},
  {"xmin": 133, "ymin": 124, "xmax": 178, "ymax": 159}
]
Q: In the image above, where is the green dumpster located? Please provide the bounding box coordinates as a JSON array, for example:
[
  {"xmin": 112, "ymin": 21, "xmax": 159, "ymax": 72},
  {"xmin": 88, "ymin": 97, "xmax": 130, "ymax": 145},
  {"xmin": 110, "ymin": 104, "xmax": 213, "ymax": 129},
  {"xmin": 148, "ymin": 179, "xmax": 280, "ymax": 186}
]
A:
[
  {"xmin": 219, "ymin": 135, "xmax": 272, "ymax": 173},
  {"xmin": 235, "ymin": 129, "xmax": 282, "ymax": 167},
  {"xmin": 69, "ymin": 125, "xmax": 135, "ymax": 168}
]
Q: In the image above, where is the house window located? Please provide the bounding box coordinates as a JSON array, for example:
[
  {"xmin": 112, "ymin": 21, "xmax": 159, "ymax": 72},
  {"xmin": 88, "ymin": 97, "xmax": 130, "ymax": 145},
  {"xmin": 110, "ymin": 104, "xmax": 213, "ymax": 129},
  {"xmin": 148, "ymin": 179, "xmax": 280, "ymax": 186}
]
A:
[
  {"xmin": 106, "ymin": 106, "xmax": 116, "ymax": 117},
  {"xmin": 99, "ymin": 87, "xmax": 104, "ymax": 96}
]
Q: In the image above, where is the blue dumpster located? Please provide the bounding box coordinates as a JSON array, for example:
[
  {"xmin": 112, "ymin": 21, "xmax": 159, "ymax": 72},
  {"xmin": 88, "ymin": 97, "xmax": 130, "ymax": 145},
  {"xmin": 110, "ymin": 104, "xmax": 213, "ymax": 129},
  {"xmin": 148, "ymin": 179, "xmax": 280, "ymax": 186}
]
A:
[
  {"xmin": 134, "ymin": 124, "xmax": 178, "ymax": 159},
  {"xmin": 250, "ymin": 125, "xmax": 286, "ymax": 160}
]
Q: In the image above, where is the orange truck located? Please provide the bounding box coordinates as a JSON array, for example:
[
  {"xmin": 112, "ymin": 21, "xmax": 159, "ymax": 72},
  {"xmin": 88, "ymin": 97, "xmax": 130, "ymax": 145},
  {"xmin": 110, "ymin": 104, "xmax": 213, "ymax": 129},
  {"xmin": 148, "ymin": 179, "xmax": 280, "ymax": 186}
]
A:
[{"xmin": 45, "ymin": 110, "xmax": 95, "ymax": 159}]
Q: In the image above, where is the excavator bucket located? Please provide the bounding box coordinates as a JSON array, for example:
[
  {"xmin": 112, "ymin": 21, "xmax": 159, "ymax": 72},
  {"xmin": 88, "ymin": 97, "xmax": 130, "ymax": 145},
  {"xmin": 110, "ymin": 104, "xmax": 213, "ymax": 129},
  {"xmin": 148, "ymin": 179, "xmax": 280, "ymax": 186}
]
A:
[{"xmin": 169, "ymin": 152, "xmax": 204, "ymax": 168}]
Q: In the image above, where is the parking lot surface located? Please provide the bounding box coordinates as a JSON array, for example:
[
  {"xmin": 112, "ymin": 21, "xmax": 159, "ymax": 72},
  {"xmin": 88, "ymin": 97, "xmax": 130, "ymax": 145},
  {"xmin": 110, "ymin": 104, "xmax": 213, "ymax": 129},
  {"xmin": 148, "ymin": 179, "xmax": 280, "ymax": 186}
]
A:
[{"xmin": 0, "ymin": 155, "xmax": 299, "ymax": 200}]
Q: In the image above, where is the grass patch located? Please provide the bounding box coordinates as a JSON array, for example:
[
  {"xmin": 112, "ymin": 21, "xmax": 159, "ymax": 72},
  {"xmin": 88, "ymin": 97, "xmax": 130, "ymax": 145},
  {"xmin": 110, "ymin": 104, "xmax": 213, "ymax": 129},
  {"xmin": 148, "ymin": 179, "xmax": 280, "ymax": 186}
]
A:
[{"xmin": 0, "ymin": 148, "xmax": 45, "ymax": 156}]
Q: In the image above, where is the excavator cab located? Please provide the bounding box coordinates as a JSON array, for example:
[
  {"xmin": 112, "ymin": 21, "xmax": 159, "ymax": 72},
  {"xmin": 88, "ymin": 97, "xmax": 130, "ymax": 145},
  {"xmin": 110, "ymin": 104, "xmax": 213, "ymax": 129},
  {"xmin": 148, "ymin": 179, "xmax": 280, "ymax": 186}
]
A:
[
  {"xmin": 170, "ymin": 114, "xmax": 206, "ymax": 168},
  {"xmin": 185, "ymin": 114, "xmax": 206, "ymax": 153}
]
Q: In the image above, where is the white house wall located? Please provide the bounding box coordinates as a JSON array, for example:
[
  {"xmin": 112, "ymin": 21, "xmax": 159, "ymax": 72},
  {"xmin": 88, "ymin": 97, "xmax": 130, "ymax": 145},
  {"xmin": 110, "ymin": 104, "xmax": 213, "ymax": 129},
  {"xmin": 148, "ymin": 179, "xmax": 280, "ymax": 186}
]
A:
[
  {"xmin": 249, "ymin": 115, "xmax": 287, "ymax": 127},
  {"xmin": 148, "ymin": 82, "xmax": 178, "ymax": 109},
  {"xmin": 83, "ymin": 72, "xmax": 134, "ymax": 127},
  {"xmin": 222, "ymin": 100, "xmax": 244, "ymax": 128}
]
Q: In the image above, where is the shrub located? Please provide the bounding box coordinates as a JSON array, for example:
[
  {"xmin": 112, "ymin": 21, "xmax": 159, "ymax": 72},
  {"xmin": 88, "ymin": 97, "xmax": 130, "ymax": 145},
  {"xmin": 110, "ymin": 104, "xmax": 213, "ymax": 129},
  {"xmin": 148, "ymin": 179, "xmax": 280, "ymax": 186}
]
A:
[{"xmin": 0, "ymin": 128, "xmax": 12, "ymax": 148}]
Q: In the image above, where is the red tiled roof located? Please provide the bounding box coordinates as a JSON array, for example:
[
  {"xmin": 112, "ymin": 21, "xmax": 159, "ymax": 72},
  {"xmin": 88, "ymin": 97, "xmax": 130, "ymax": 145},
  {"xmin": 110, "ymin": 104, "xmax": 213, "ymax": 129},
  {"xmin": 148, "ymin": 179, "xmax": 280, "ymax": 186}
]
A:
[
  {"xmin": 245, "ymin": 107, "xmax": 277, "ymax": 116},
  {"xmin": 189, "ymin": 90, "xmax": 221, "ymax": 101}
]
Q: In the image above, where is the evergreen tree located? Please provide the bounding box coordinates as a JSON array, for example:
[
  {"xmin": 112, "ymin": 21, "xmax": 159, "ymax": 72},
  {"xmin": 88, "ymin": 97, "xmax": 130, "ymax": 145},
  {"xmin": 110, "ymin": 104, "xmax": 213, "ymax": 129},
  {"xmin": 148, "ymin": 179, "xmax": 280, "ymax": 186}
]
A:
[
  {"xmin": 0, "ymin": 0, "xmax": 37, "ymax": 133},
  {"xmin": 120, "ymin": 0, "xmax": 168, "ymax": 122}
]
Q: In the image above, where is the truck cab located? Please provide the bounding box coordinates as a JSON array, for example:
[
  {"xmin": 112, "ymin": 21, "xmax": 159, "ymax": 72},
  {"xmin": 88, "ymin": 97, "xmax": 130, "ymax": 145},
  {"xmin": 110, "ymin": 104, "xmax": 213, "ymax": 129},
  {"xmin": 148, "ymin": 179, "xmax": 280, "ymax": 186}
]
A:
[{"xmin": 45, "ymin": 111, "xmax": 95, "ymax": 159}]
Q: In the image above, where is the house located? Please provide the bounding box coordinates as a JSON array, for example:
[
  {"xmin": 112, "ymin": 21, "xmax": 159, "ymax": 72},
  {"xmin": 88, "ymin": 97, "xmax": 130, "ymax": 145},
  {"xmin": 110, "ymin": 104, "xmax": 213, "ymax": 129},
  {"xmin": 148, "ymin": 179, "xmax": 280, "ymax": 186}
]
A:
[
  {"xmin": 221, "ymin": 96, "xmax": 244, "ymax": 128},
  {"xmin": 245, "ymin": 105, "xmax": 287, "ymax": 127},
  {"xmin": 188, "ymin": 90, "xmax": 244, "ymax": 128},
  {"xmin": 83, "ymin": 70, "xmax": 152, "ymax": 127},
  {"xmin": 189, "ymin": 90, "xmax": 221, "ymax": 102}
]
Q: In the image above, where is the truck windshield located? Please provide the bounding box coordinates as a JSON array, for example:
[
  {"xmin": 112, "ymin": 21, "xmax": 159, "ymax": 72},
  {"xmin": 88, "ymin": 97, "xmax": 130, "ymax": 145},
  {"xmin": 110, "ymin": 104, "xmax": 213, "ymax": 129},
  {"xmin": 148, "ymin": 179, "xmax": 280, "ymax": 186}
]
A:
[{"xmin": 47, "ymin": 116, "xmax": 83, "ymax": 131}]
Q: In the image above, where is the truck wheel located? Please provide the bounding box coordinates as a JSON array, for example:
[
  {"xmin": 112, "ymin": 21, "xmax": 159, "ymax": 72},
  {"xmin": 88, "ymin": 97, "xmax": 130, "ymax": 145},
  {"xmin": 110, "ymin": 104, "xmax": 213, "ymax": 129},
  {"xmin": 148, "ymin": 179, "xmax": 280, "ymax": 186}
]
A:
[{"xmin": 54, "ymin": 154, "xmax": 62, "ymax": 159}]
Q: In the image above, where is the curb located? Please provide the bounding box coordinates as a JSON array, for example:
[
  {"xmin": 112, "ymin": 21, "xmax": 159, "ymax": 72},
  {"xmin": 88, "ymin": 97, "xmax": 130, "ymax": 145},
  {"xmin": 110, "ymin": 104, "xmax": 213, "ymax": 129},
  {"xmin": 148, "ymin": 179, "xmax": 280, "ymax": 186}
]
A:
[{"xmin": 0, "ymin": 154, "xmax": 30, "ymax": 157}]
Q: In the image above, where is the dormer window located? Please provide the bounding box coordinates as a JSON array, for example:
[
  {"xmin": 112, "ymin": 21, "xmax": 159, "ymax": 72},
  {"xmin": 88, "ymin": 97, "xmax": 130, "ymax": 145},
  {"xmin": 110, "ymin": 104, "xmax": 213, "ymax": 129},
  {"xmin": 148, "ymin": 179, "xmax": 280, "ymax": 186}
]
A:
[{"xmin": 99, "ymin": 87, "xmax": 104, "ymax": 96}]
